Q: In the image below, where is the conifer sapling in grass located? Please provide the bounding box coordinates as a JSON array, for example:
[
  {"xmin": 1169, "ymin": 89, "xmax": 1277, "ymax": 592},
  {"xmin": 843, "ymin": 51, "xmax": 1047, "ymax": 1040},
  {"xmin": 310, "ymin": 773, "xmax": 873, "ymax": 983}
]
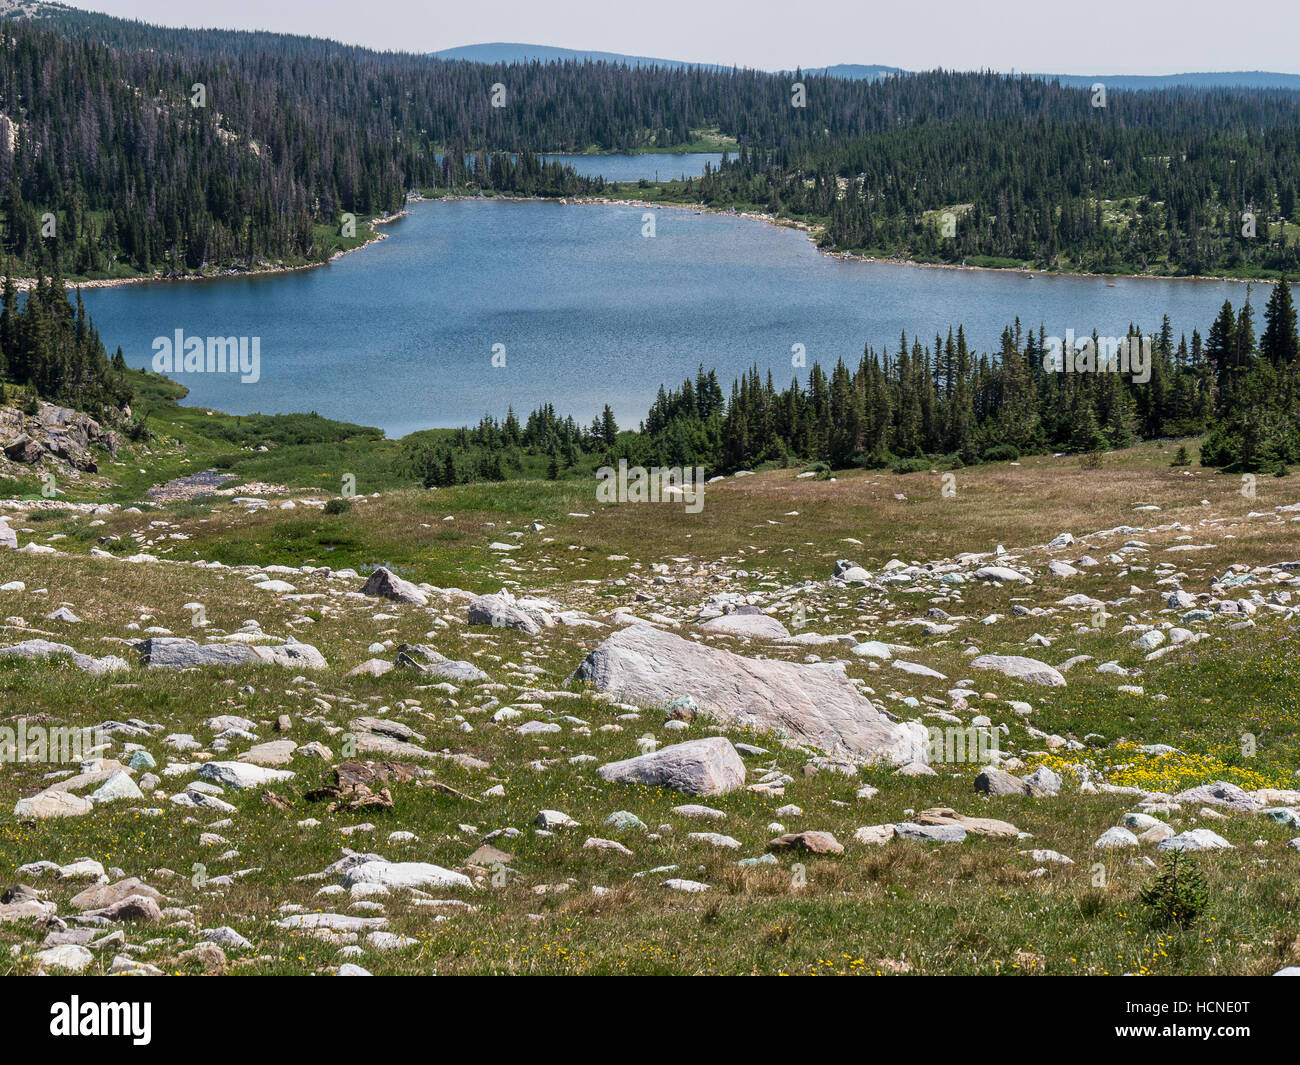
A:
[{"xmin": 1139, "ymin": 851, "xmax": 1210, "ymax": 928}]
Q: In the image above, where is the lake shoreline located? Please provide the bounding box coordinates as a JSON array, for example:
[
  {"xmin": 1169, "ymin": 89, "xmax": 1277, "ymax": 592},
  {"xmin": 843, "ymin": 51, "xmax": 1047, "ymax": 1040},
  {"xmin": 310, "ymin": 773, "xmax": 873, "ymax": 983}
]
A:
[
  {"xmin": 553, "ymin": 196, "xmax": 1289, "ymax": 286},
  {"xmin": 6, "ymin": 210, "xmax": 407, "ymax": 293},
  {"xmin": 7, "ymin": 193, "xmax": 1291, "ymax": 292},
  {"xmin": 74, "ymin": 194, "xmax": 1272, "ymax": 441}
]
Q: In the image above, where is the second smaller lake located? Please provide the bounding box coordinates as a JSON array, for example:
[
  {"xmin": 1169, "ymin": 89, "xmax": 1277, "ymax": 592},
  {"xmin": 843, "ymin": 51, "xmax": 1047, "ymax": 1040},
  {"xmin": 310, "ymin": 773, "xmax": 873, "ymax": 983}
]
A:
[{"xmin": 543, "ymin": 153, "xmax": 724, "ymax": 182}]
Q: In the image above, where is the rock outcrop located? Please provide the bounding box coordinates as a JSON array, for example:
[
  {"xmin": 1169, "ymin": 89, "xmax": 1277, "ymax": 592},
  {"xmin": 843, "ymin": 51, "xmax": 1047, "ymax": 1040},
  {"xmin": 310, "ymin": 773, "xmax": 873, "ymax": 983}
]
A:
[
  {"xmin": 574, "ymin": 624, "xmax": 927, "ymax": 764},
  {"xmin": 0, "ymin": 401, "xmax": 120, "ymax": 475}
]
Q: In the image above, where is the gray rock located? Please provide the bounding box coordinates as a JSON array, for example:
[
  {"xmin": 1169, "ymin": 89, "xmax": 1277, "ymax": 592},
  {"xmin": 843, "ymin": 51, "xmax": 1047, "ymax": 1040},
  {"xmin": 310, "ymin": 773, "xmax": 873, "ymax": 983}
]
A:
[
  {"xmin": 468, "ymin": 591, "xmax": 549, "ymax": 634},
  {"xmin": 573, "ymin": 624, "xmax": 927, "ymax": 764},
  {"xmin": 583, "ymin": 837, "xmax": 635, "ymax": 856},
  {"xmin": 276, "ymin": 913, "xmax": 388, "ymax": 932},
  {"xmin": 357, "ymin": 929, "xmax": 411, "ymax": 950},
  {"xmin": 341, "ymin": 860, "xmax": 472, "ymax": 891},
  {"xmin": 202, "ymin": 926, "xmax": 253, "ymax": 949},
  {"xmin": 1094, "ymin": 826, "xmax": 1140, "ymax": 849},
  {"xmin": 71, "ymin": 879, "xmax": 162, "ymax": 911},
  {"xmin": 138, "ymin": 637, "xmax": 326, "ymax": 671},
  {"xmin": 359, "ymin": 567, "xmax": 428, "ymax": 606},
  {"xmin": 973, "ymin": 566, "xmax": 1032, "ymax": 583},
  {"xmin": 699, "ymin": 611, "xmax": 790, "ymax": 640},
  {"xmin": 89, "ymin": 771, "xmax": 142, "ymax": 804},
  {"xmin": 394, "ymin": 645, "xmax": 489, "ymax": 683},
  {"xmin": 138, "ymin": 637, "xmax": 260, "ymax": 668},
  {"xmin": 0, "ymin": 639, "xmax": 129, "ymax": 675},
  {"xmin": 687, "ymin": 832, "xmax": 741, "ymax": 849},
  {"xmin": 597, "ymin": 737, "xmax": 746, "ymax": 797},
  {"xmin": 85, "ymin": 894, "xmax": 163, "ymax": 923},
  {"xmin": 1023, "ymin": 766, "xmax": 1062, "ymax": 795},
  {"xmin": 975, "ymin": 767, "xmax": 1036, "ymax": 797},
  {"xmin": 196, "ymin": 761, "xmax": 295, "ymax": 790},
  {"xmin": 536, "ymin": 809, "xmax": 579, "ymax": 829},
  {"xmin": 833, "ymin": 560, "xmax": 873, "ymax": 583},
  {"xmin": 1171, "ymin": 781, "xmax": 1262, "ymax": 812},
  {"xmin": 1158, "ymin": 829, "xmax": 1234, "ymax": 852},
  {"xmin": 853, "ymin": 824, "xmax": 896, "ymax": 846},
  {"xmin": 237, "ymin": 740, "xmax": 297, "ymax": 766},
  {"xmin": 346, "ymin": 658, "xmax": 394, "ymax": 677},
  {"xmin": 1262, "ymin": 808, "xmax": 1300, "ymax": 829},
  {"xmin": 36, "ymin": 944, "xmax": 94, "ymax": 972},
  {"xmin": 893, "ymin": 822, "xmax": 966, "ymax": 843},
  {"xmin": 252, "ymin": 641, "xmax": 327, "ymax": 671},
  {"xmin": 13, "ymin": 790, "xmax": 94, "ymax": 818},
  {"xmin": 892, "ymin": 660, "xmax": 947, "ymax": 680},
  {"xmin": 970, "ymin": 654, "xmax": 1067, "ymax": 687},
  {"xmin": 671, "ymin": 804, "xmax": 727, "ymax": 820}
]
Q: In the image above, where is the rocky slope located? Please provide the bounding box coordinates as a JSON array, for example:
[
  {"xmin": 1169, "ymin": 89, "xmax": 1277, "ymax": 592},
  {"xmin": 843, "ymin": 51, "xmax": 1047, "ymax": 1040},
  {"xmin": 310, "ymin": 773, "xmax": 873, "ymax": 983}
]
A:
[{"xmin": 1, "ymin": 470, "xmax": 1298, "ymax": 975}]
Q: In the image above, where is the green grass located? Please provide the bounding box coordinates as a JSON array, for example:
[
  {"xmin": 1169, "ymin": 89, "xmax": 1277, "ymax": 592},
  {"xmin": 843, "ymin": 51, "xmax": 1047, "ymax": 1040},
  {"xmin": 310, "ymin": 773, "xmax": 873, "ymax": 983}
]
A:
[{"xmin": 2, "ymin": 443, "xmax": 1299, "ymax": 975}]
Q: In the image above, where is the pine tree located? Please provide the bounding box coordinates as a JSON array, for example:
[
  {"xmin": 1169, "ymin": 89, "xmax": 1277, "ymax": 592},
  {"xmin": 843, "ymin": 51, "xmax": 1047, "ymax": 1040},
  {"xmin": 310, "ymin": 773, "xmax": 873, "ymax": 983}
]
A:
[{"xmin": 1260, "ymin": 279, "xmax": 1298, "ymax": 368}]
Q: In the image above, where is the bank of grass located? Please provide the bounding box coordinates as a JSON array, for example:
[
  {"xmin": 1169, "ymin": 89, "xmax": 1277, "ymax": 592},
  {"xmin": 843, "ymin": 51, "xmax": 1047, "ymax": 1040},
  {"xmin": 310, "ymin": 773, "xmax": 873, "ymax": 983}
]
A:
[
  {"xmin": 15, "ymin": 434, "xmax": 1297, "ymax": 586},
  {"xmin": 3, "ymin": 444, "xmax": 1299, "ymax": 974},
  {"xmin": 0, "ymin": 642, "xmax": 1297, "ymax": 975}
]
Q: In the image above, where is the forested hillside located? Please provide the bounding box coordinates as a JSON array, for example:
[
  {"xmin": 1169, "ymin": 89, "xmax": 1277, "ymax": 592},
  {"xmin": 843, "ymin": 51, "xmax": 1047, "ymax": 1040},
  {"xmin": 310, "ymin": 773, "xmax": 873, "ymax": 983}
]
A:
[
  {"xmin": 3, "ymin": 4, "xmax": 1300, "ymax": 478},
  {"xmin": 2, "ymin": 6, "xmax": 1300, "ymax": 279}
]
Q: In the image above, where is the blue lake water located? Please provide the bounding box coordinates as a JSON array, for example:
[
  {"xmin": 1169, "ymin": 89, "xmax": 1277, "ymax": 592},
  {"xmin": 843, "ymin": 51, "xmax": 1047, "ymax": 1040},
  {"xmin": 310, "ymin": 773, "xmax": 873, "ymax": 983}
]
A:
[
  {"xmin": 543, "ymin": 153, "xmax": 724, "ymax": 181},
  {"xmin": 82, "ymin": 197, "xmax": 1266, "ymax": 438}
]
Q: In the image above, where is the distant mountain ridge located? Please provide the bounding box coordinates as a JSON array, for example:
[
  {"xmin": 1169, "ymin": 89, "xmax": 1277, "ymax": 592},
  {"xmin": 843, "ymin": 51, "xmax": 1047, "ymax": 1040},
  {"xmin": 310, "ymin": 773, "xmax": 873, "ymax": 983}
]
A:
[
  {"xmin": 429, "ymin": 44, "xmax": 903, "ymax": 79},
  {"xmin": 431, "ymin": 43, "xmax": 1300, "ymax": 90}
]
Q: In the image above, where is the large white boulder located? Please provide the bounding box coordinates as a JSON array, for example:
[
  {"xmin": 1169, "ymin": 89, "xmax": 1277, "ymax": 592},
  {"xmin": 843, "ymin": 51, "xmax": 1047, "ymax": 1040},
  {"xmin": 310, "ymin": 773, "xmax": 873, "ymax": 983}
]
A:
[{"xmin": 573, "ymin": 625, "xmax": 926, "ymax": 764}]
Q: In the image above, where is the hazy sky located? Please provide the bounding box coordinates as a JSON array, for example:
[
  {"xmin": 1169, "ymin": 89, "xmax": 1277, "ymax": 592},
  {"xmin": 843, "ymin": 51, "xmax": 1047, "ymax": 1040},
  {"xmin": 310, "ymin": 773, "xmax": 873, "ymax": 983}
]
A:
[{"xmin": 69, "ymin": 0, "xmax": 1300, "ymax": 74}]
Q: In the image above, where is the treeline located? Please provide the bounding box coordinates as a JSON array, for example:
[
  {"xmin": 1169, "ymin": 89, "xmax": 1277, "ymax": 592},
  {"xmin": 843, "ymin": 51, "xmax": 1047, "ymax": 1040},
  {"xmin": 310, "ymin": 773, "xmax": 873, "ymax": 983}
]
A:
[
  {"xmin": 400, "ymin": 283, "xmax": 1299, "ymax": 482},
  {"xmin": 7, "ymin": 9, "xmax": 1300, "ymax": 277},
  {"xmin": 1201, "ymin": 282, "xmax": 1300, "ymax": 470},
  {"xmin": 0, "ymin": 269, "xmax": 131, "ymax": 415},
  {"xmin": 399, "ymin": 402, "xmax": 620, "ymax": 486},
  {"xmin": 698, "ymin": 110, "xmax": 1300, "ymax": 275}
]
